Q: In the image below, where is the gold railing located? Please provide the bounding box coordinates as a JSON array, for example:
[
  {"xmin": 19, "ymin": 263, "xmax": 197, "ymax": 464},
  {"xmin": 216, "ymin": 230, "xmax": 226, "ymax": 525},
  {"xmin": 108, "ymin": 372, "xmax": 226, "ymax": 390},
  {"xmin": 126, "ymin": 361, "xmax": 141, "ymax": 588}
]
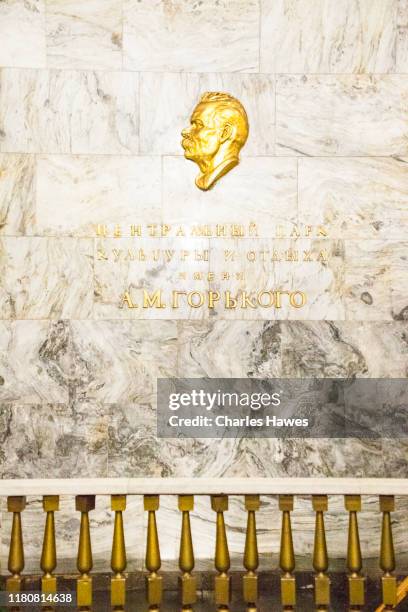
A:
[{"xmin": 1, "ymin": 477, "xmax": 408, "ymax": 611}]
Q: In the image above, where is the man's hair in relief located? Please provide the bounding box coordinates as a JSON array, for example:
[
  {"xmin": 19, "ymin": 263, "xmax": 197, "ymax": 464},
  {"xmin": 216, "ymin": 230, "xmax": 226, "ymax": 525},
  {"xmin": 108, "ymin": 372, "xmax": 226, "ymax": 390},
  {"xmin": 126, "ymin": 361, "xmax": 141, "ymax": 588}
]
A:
[{"xmin": 199, "ymin": 91, "xmax": 249, "ymax": 147}]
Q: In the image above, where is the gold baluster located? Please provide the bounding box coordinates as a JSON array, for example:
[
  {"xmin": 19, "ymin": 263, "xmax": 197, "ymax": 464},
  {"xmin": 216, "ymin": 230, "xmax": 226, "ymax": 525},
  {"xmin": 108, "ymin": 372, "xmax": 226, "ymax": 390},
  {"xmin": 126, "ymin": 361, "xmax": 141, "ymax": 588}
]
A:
[
  {"xmin": 312, "ymin": 495, "xmax": 330, "ymax": 612},
  {"xmin": 243, "ymin": 495, "xmax": 260, "ymax": 612},
  {"xmin": 111, "ymin": 495, "xmax": 127, "ymax": 611},
  {"xmin": 144, "ymin": 495, "xmax": 162, "ymax": 612},
  {"xmin": 345, "ymin": 495, "xmax": 365, "ymax": 611},
  {"xmin": 211, "ymin": 495, "xmax": 230, "ymax": 611},
  {"xmin": 41, "ymin": 495, "xmax": 59, "ymax": 607},
  {"xmin": 178, "ymin": 495, "xmax": 196, "ymax": 612},
  {"xmin": 379, "ymin": 496, "xmax": 397, "ymax": 610},
  {"xmin": 279, "ymin": 495, "xmax": 296, "ymax": 611},
  {"xmin": 7, "ymin": 496, "xmax": 26, "ymax": 597},
  {"xmin": 76, "ymin": 495, "xmax": 95, "ymax": 611}
]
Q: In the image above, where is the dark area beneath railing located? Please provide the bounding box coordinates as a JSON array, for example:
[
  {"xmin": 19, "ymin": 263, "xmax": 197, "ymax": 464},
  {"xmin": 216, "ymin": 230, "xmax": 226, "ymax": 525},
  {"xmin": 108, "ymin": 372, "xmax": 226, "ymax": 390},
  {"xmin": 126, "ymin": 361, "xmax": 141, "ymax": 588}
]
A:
[{"xmin": 1, "ymin": 572, "xmax": 403, "ymax": 611}]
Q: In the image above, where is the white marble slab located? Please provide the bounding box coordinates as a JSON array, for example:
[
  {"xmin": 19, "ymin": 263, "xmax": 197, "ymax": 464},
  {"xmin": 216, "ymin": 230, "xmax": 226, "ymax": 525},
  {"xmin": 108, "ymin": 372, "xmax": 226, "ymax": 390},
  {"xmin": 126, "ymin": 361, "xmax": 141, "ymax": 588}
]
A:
[
  {"xmin": 260, "ymin": 0, "xmax": 397, "ymax": 74},
  {"xmin": 46, "ymin": 0, "xmax": 122, "ymax": 70},
  {"xmin": 0, "ymin": 0, "xmax": 46, "ymax": 68},
  {"xmin": 94, "ymin": 236, "xmax": 210, "ymax": 320},
  {"xmin": 0, "ymin": 69, "xmax": 139, "ymax": 154},
  {"xmin": 0, "ymin": 403, "xmax": 109, "ymax": 479},
  {"xmin": 177, "ymin": 320, "xmax": 282, "ymax": 378},
  {"xmin": 0, "ymin": 321, "xmax": 70, "ymax": 404},
  {"xmin": 107, "ymin": 404, "xmax": 191, "ymax": 478},
  {"xmin": 0, "ymin": 237, "xmax": 94, "ymax": 319},
  {"xmin": 0, "ymin": 154, "xmax": 35, "ymax": 236},
  {"xmin": 280, "ymin": 321, "xmax": 408, "ymax": 378},
  {"xmin": 70, "ymin": 320, "xmax": 178, "ymax": 403},
  {"xmin": 276, "ymin": 75, "xmax": 408, "ymax": 156},
  {"xmin": 397, "ymin": 0, "xmax": 408, "ymax": 71},
  {"xmin": 162, "ymin": 156, "xmax": 297, "ymax": 237},
  {"xmin": 344, "ymin": 240, "xmax": 408, "ymax": 321},
  {"xmin": 0, "ymin": 69, "xmax": 70, "ymax": 154},
  {"xmin": 298, "ymin": 157, "xmax": 408, "ymax": 240},
  {"xmin": 36, "ymin": 155, "xmax": 161, "ymax": 236},
  {"xmin": 67, "ymin": 71, "xmax": 139, "ymax": 155},
  {"xmin": 140, "ymin": 73, "xmax": 275, "ymax": 156},
  {"xmin": 123, "ymin": 0, "xmax": 259, "ymax": 72},
  {"xmin": 206, "ymin": 237, "xmax": 345, "ymax": 321}
]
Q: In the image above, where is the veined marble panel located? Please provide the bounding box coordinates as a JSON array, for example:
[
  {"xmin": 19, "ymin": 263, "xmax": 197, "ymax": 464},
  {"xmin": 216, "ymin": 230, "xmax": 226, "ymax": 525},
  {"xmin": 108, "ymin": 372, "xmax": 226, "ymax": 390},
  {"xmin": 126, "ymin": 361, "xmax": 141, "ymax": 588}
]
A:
[
  {"xmin": 260, "ymin": 0, "xmax": 397, "ymax": 74},
  {"xmin": 399, "ymin": 0, "xmax": 408, "ymax": 27},
  {"xmin": 344, "ymin": 240, "xmax": 408, "ymax": 321},
  {"xmin": 280, "ymin": 321, "xmax": 408, "ymax": 378},
  {"xmin": 140, "ymin": 73, "xmax": 275, "ymax": 156},
  {"xmin": 384, "ymin": 440, "xmax": 408, "ymax": 477},
  {"xmin": 107, "ymin": 403, "xmax": 191, "ymax": 478},
  {"xmin": 0, "ymin": 154, "xmax": 35, "ymax": 236},
  {"xmin": 46, "ymin": 0, "xmax": 122, "ymax": 70},
  {"xmin": 276, "ymin": 75, "xmax": 408, "ymax": 156},
  {"xmin": 0, "ymin": 237, "xmax": 94, "ymax": 319},
  {"xmin": 298, "ymin": 157, "xmax": 408, "ymax": 240},
  {"xmin": 66, "ymin": 71, "xmax": 139, "ymax": 155},
  {"xmin": 207, "ymin": 238, "xmax": 345, "ymax": 321},
  {"xmin": 94, "ymin": 237, "xmax": 210, "ymax": 320},
  {"xmin": 0, "ymin": 402, "xmax": 109, "ymax": 479},
  {"xmin": 0, "ymin": 70, "xmax": 139, "ymax": 155},
  {"xmin": 0, "ymin": 321, "xmax": 70, "ymax": 404},
  {"xmin": 123, "ymin": 0, "xmax": 259, "ymax": 72},
  {"xmin": 0, "ymin": 69, "xmax": 70, "ymax": 154},
  {"xmin": 0, "ymin": 0, "xmax": 46, "ymax": 68},
  {"xmin": 36, "ymin": 155, "xmax": 161, "ymax": 236},
  {"xmin": 177, "ymin": 320, "xmax": 282, "ymax": 378},
  {"xmin": 69, "ymin": 320, "xmax": 178, "ymax": 403},
  {"xmin": 176, "ymin": 320, "xmax": 408, "ymax": 381},
  {"xmin": 398, "ymin": 0, "xmax": 408, "ymax": 71},
  {"xmin": 190, "ymin": 437, "xmax": 384, "ymax": 479},
  {"xmin": 162, "ymin": 156, "xmax": 297, "ymax": 237}
]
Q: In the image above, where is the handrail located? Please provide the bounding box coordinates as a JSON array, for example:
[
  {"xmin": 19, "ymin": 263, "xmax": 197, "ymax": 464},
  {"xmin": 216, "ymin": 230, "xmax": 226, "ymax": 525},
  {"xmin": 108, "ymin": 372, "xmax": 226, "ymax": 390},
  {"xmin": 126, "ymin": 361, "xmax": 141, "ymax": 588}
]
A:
[{"xmin": 0, "ymin": 477, "xmax": 407, "ymax": 496}]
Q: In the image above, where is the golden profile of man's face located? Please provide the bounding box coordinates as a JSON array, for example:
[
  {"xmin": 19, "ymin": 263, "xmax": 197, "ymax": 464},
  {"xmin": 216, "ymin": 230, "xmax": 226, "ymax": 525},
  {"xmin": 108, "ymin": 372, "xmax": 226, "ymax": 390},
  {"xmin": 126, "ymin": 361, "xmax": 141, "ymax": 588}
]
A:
[{"xmin": 181, "ymin": 92, "xmax": 249, "ymax": 191}]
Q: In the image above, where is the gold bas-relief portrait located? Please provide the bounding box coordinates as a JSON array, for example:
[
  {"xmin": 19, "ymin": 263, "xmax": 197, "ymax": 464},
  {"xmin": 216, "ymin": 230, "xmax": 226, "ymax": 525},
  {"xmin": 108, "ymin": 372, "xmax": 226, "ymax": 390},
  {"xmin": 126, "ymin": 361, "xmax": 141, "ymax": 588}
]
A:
[{"xmin": 181, "ymin": 92, "xmax": 249, "ymax": 191}]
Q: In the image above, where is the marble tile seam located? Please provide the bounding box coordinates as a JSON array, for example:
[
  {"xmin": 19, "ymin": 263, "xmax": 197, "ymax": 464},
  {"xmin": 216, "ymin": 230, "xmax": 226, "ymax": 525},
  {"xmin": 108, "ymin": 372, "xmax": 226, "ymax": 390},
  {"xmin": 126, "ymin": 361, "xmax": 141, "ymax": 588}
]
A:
[
  {"xmin": 2, "ymin": 67, "xmax": 408, "ymax": 76},
  {"xmin": 1, "ymin": 152, "xmax": 407, "ymax": 159}
]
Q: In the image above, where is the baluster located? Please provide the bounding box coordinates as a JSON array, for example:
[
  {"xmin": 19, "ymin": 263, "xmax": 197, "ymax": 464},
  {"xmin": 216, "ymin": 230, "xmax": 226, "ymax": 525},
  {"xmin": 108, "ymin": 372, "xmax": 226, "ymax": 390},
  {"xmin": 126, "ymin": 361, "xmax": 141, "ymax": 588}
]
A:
[
  {"xmin": 379, "ymin": 496, "xmax": 397, "ymax": 610},
  {"xmin": 243, "ymin": 495, "xmax": 260, "ymax": 612},
  {"xmin": 41, "ymin": 495, "xmax": 59, "ymax": 605},
  {"xmin": 345, "ymin": 495, "xmax": 365, "ymax": 611},
  {"xmin": 211, "ymin": 495, "xmax": 230, "ymax": 611},
  {"xmin": 178, "ymin": 495, "xmax": 196, "ymax": 612},
  {"xmin": 279, "ymin": 494, "xmax": 296, "ymax": 611},
  {"xmin": 7, "ymin": 496, "xmax": 26, "ymax": 596},
  {"xmin": 76, "ymin": 495, "xmax": 95, "ymax": 611},
  {"xmin": 111, "ymin": 495, "xmax": 127, "ymax": 611},
  {"xmin": 144, "ymin": 495, "xmax": 162, "ymax": 612},
  {"xmin": 312, "ymin": 495, "xmax": 330, "ymax": 612}
]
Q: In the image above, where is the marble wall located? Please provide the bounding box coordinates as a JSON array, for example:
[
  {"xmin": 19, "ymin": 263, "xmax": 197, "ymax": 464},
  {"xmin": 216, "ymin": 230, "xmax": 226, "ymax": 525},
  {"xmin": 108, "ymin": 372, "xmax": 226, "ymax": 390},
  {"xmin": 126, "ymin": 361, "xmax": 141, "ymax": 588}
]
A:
[{"xmin": 0, "ymin": 0, "xmax": 407, "ymax": 573}]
